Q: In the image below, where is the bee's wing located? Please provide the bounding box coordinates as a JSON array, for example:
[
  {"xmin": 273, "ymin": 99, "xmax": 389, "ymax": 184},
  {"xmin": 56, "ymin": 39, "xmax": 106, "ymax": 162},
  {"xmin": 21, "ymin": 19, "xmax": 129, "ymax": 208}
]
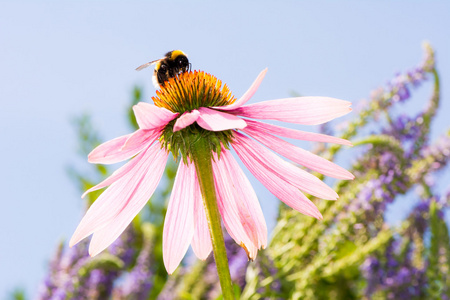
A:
[{"xmin": 135, "ymin": 59, "xmax": 162, "ymax": 71}]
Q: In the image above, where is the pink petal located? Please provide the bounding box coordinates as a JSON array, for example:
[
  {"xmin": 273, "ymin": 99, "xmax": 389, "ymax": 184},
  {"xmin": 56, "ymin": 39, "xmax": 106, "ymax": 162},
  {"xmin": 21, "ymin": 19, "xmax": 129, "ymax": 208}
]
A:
[
  {"xmin": 163, "ymin": 161, "xmax": 196, "ymax": 274},
  {"xmin": 82, "ymin": 145, "xmax": 149, "ymax": 198},
  {"xmin": 70, "ymin": 143, "xmax": 166, "ymax": 248},
  {"xmin": 133, "ymin": 102, "xmax": 178, "ymax": 130},
  {"xmin": 213, "ymin": 68, "xmax": 267, "ymax": 111},
  {"xmin": 212, "ymin": 151, "xmax": 259, "ymax": 260},
  {"xmin": 245, "ymin": 119, "xmax": 352, "ymax": 146},
  {"xmin": 233, "ymin": 139, "xmax": 322, "ymax": 219},
  {"xmin": 121, "ymin": 128, "xmax": 159, "ymax": 152},
  {"xmin": 196, "ymin": 107, "xmax": 247, "ymax": 131},
  {"xmin": 88, "ymin": 133, "xmax": 148, "ymax": 165},
  {"xmin": 233, "ymin": 133, "xmax": 338, "ymax": 200},
  {"xmin": 191, "ymin": 175, "xmax": 212, "ymax": 260},
  {"xmin": 173, "ymin": 110, "xmax": 200, "ymax": 132},
  {"xmin": 231, "ymin": 97, "xmax": 352, "ymax": 125},
  {"xmin": 88, "ymin": 148, "xmax": 168, "ymax": 256},
  {"xmin": 221, "ymin": 150, "xmax": 267, "ymax": 249},
  {"xmin": 243, "ymin": 127, "xmax": 354, "ymax": 180}
]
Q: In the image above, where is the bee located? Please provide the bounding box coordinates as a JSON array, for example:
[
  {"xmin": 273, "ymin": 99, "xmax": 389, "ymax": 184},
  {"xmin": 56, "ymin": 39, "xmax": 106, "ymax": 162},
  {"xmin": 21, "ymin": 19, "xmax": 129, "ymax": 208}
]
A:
[{"xmin": 136, "ymin": 50, "xmax": 190, "ymax": 88}]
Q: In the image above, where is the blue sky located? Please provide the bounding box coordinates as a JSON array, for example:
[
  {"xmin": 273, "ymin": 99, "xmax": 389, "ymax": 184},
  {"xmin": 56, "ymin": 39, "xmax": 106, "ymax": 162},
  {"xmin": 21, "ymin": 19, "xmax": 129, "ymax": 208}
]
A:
[{"xmin": 1, "ymin": 1, "xmax": 449, "ymax": 297}]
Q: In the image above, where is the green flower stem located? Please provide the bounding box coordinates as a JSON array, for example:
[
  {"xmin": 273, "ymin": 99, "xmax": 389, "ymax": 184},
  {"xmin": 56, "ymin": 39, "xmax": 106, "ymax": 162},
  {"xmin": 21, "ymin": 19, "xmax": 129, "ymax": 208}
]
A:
[{"xmin": 191, "ymin": 137, "xmax": 234, "ymax": 300}]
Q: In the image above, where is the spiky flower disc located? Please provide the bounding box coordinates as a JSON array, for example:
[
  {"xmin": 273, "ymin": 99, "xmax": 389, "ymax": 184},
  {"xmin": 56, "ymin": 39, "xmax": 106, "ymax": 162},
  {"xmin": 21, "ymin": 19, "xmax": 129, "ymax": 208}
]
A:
[
  {"xmin": 155, "ymin": 71, "xmax": 239, "ymax": 162},
  {"xmin": 153, "ymin": 71, "xmax": 237, "ymax": 113}
]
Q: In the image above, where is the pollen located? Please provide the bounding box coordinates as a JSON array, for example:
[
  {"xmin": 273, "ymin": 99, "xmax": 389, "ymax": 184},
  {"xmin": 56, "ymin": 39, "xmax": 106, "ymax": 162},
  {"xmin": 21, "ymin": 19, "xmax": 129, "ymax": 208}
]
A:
[{"xmin": 152, "ymin": 71, "xmax": 237, "ymax": 113}]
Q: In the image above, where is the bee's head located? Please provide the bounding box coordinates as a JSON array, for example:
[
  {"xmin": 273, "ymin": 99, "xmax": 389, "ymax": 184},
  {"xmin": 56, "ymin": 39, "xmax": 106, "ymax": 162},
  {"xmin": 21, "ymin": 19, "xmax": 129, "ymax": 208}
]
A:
[
  {"xmin": 175, "ymin": 55, "xmax": 189, "ymax": 72},
  {"xmin": 169, "ymin": 50, "xmax": 190, "ymax": 72}
]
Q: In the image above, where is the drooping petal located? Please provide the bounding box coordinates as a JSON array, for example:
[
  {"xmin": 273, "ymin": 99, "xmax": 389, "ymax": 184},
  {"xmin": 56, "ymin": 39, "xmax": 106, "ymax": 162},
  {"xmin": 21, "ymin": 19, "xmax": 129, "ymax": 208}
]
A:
[
  {"xmin": 70, "ymin": 143, "xmax": 165, "ymax": 247},
  {"xmin": 163, "ymin": 161, "xmax": 196, "ymax": 274},
  {"xmin": 233, "ymin": 132, "xmax": 338, "ymax": 200},
  {"xmin": 82, "ymin": 145, "xmax": 149, "ymax": 198},
  {"xmin": 243, "ymin": 127, "xmax": 354, "ymax": 180},
  {"xmin": 88, "ymin": 148, "xmax": 168, "ymax": 256},
  {"xmin": 88, "ymin": 133, "xmax": 147, "ymax": 165},
  {"xmin": 233, "ymin": 139, "xmax": 322, "ymax": 219},
  {"xmin": 230, "ymin": 97, "xmax": 352, "ymax": 125},
  {"xmin": 191, "ymin": 175, "xmax": 212, "ymax": 260},
  {"xmin": 212, "ymin": 151, "xmax": 259, "ymax": 260},
  {"xmin": 221, "ymin": 150, "xmax": 267, "ymax": 249},
  {"xmin": 121, "ymin": 128, "xmax": 159, "ymax": 152},
  {"xmin": 173, "ymin": 110, "xmax": 200, "ymax": 132},
  {"xmin": 196, "ymin": 107, "xmax": 247, "ymax": 131},
  {"xmin": 133, "ymin": 102, "xmax": 178, "ymax": 130},
  {"xmin": 213, "ymin": 68, "xmax": 267, "ymax": 111},
  {"xmin": 245, "ymin": 119, "xmax": 352, "ymax": 146},
  {"xmin": 83, "ymin": 131, "xmax": 160, "ymax": 198}
]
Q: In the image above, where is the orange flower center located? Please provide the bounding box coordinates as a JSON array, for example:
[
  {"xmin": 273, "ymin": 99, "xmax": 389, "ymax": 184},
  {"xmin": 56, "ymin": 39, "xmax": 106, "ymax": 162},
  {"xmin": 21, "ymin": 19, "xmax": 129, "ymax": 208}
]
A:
[{"xmin": 152, "ymin": 71, "xmax": 237, "ymax": 113}]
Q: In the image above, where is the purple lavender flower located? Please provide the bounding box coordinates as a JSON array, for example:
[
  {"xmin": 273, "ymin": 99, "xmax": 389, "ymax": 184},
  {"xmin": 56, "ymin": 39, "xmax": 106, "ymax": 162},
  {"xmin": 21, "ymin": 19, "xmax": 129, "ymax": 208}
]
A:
[
  {"xmin": 389, "ymin": 73, "xmax": 411, "ymax": 103},
  {"xmin": 81, "ymin": 269, "xmax": 116, "ymax": 299},
  {"xmin": 108, "ymin": 225, "xmax": 137, "ymax": 268},
  {"xmin": 361, "ymin": 199, "xmax": 435, "ymax": 299},
  {"xmin": 384, "ymin": 114, "xmax": 422, "ymax": 143},
  {"xmin": 342, "ymin": 149, "xmax": 408, "ymax": 235},
  {"xmin": 421, "ymin": 134, "xmax": 450, "ymax": 168},
  {"xmin": 37, "ymin": 234, "xmax": 127, "ymax": 299},
  {"xmin": 113, "ymin": 224, "xmax": 154, "ymax": 300},
  {"xmin": 361, "ymin": 257, "xmax": 381, "ymax": 296},
  {"xmin": 37, "ymin": 240, "xmax": 89, "ymax": 300},
  {"xmin": 114, "ymin": 258, "xmax": 153, "ymax": 300}
]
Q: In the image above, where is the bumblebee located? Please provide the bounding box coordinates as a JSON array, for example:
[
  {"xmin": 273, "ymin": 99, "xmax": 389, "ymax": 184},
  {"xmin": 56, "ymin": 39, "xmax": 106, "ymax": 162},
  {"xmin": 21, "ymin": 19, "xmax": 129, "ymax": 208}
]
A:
[{"xmin": 136, "ymin": 50, "xmax": 190, "ymax": 88}]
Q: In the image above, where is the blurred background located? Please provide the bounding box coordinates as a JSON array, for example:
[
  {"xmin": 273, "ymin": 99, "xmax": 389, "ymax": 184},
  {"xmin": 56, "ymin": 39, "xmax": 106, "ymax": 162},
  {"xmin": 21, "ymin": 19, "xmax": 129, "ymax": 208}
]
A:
[{"xmin": 1, "ymin": 1, "xmax": 449, "ymax": 299}]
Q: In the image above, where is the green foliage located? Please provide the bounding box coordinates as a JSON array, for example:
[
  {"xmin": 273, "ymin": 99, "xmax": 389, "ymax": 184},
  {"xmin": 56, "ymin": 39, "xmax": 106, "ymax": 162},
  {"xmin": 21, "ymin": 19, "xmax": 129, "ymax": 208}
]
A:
[
  {"xmin": 9, "ymin": 289, "xmax": 26, "ymax": 300},
  {"xmin": 128, "ymin": 86, "xmax": 142, "ymax": 131},
  {"xmin": 427, "ymin": 200, "xmax": 450, "ymax": 298}
]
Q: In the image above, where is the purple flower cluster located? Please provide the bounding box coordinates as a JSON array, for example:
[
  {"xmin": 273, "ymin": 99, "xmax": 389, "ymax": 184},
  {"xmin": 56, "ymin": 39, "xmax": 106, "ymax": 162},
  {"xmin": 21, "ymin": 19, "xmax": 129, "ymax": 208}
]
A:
[
  {"xmin": 362, "ymin": 194, "xmax": 450, "ymax": 299},
  {"xmin": 387, "ymin": 63, "xmax": 429, "ymax": 104},
  {"xmin": 384, "ymin": 114, "xmax": 422, "ymax": 145},
  {"xmin": 84, "ymin": 269, "xmax": 116, "ymax": 299},
  {"xmin": 37, "ymin": 240, "xmax": 89, "ymax": 300},
  {"xmin": 361, "ymin": 203, "xmax": 429, "ymax": 299},
  {"xmin": 108, "ymin": 225, "xmax": 138, "ymax": 268},
  {"xmin": 343, "ymin": 150, "xmax": 408, "ymax": 234},
  {"xmin": 385, "ymin": 43, "xmax": 434, "ymax": 104},
  {"xmin": 409, "ymin": 200, "xmax": 431, "ymax": 235},
  {"xmin": 37, "ymin": 225, "xmax": 139, "ymax": 300},
  {"xmin": 421, "ymin": 134, "xmax": 450, "ymax": 171},
  {"xmin": 113, "ymin": 225, "xmax": 154, "ymax": 300}
]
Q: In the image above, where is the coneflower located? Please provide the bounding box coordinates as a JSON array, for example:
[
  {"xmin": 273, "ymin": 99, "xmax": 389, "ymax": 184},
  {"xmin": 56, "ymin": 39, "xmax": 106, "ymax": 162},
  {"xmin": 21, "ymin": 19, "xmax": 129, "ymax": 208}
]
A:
[{"xmin": 70, "ymin": 68, "xmax": 353, "ymax": 298}]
